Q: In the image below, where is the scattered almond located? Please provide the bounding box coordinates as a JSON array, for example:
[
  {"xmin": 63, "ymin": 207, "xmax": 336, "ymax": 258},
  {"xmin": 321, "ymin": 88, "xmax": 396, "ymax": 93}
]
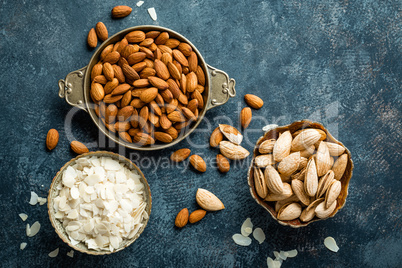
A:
[
  {"xmin": 170, "ymin": 148, "xmax": 191, "ymax": 162},
  {"xmin": 216, "ymin": 154, "xmax": 230, "ymax": 173},
  {"xmin": 244, "ymin": 94, "xmax": 263, "ymax": 109},
  {"xmin": 210, "ymin": 127, "xmax": 223, "ymax": 147},
  {"xmin": 189, "ymin": 209, "xmax": 207, "ymax": 224},
  {"xmin": 87, "ymin": 28, "xmax": 97, "ymax": 48},
  {"xmin": 111, "ymin": 5, "xmax": 132, "ymax": 18},
  {"xmin": 175, "ymin": 208, "xmax": 189, "ymax": 228},
  {"xmin": 196, "ymin": 188, "xmax": 225, "ymax": 211},
  {"xmin": 46, "ymin": 129, "xmax": 59, "ymax": 150},
  {"xmin": 95, "ymin": 22, "xmax": 108, "ymax": 41},
  {"xmin": 70, "ymin": 141, "xmax": 89, "ymax": 155},
  {"xmin": 240, "ymin": 107, "xmax": 252, "ymax": 129},
  {"xmin": 189, "ymin": 155, "xmax": 207, "ymax": 172}
]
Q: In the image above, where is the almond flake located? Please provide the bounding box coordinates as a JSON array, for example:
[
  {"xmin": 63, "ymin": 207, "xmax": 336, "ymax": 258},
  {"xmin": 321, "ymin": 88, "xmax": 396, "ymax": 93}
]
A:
[
  {"xmin": 28, "ymin": 221, "xmax": 41, "ymax": 237},
  {"xmin": 241, "ymin": 218, "xmax": 253, "ymax": 236},
  {"xmin": 38, "ymin": 197, "xmax": 47, "ymax": 205},
  {"xmin": 48, "ymin": 248, "xmax": 59, "ymax": 258},
  {"xmin": 252, "ymin": 228, "xmax": 265, "ymax": 244},
  {"xmin": 286, "ymin": 249, "xmax": 298, "ymax": 258},
  {"xmin": 136, "ymin": 1, "xmax": 144, "ymax": 7},
  {"xmin": 148, "ymin": 7, "xmax": 157, "ymax": 21},
  {"xmin": 66, "ymin": 250, "xmax": 74, "ymax": 258},
  {"xmin": 232, "ymin": 234, "xmax": 252, "ymax": 246},
  {"xmin": 26, "ymin": 224, "xmax": 31, "ymax": 236},
  {"xmin": 19, "ymin": 213, "xmax": 28, "ymax": 221},
  {"xmin": 20, "ymin": 242, "xmax": 27, "ymax": 250},
  {"xmin": 29, "ymin": 191, "xmax": 38, "ymax": 205},
  {"xmin": 324, "ymin": 236, "xmax": 339, "ymax": 252},
  {"xmin": 262, "ymin": 124, "xmax": 278, "ymax": 132}
]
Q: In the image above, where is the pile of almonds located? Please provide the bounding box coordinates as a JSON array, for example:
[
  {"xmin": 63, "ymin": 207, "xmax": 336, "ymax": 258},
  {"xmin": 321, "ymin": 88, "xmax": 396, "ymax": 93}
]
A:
[
  {"xmin": 252, "ymin": 128, "xmax": 349, "ymax": 223},
  {"xmin": 175, "ymin": 188, "xmax": 224, "ymax": 228},
  {"xmin": 90, "ymin": 30, "xmax": 206, "ymax": 146}
]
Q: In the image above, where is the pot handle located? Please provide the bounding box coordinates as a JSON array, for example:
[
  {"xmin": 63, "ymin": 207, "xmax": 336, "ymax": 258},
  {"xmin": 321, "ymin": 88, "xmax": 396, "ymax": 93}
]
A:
[
  {"xmin": 206, "ymin": 64, "xmax": 236, "ymax": 110},
  {"xmin": 58, "ymin": 66, "xmax": 88, "ymax": 112}
]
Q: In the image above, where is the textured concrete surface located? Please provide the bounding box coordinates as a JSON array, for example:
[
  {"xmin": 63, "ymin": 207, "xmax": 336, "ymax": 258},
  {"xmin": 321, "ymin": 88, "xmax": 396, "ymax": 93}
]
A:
[{"xmin": 0, "ymin": 0, "xmax": 401, "ymax": 267}]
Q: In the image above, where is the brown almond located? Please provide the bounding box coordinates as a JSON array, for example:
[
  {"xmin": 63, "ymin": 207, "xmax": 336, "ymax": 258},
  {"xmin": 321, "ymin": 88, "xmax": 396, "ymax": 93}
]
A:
[
  {"xmin": 71, "ymin": 141, "xmax": 89, "ymax": 154},
  {"xmin": 167, "ymin": 111, "xmax": 186, "ymax": 122},
  {"xmin": 104, "ymin": 94, "xmax": 123, "ymax": 103},
  {"xmin": 133, "ymin": 79, "xmax": 150, "ymax": 88},
  {"xmin": 103, "ymin": 51, "xmax": 120, "ymax": 64},
  {"xmin": 149, "ymin": 100, "xmax": 162, "ymax": 116},
  {"xmin": 132, "ymin": 62, "xmax": 147, "ymax": 73},
  {"xmin": 189, "ymin": 209, "xmax": 207, "ymax": 224},
  {"xmin": 191, "ymin": 90, "xmax": 204, "ymax": 109},
  {"xmin": 181, "ymin": 107, "xmax": 196, "ymax": 122},
  {"xmin": 210, "ymin": 127, "xmax": 223, "ymax": 147},
  {"xmin": 121, "ymin": 44, "xmax": 138, "ymax": 59},
  {"xmin": 121, "ymin": 90, "xmax": 132, "ymax": 107},
  {"xmin": 164, "ymin": 38, "xmax": 180, "ymax": 48},
  {"xmin": 244, "ymin": 94, "xmax": 264, "ymax": 109},
  {"xmin": 146, "ymin": 31, "xmax": 160, "ymax": 39},
  {"xmin": 90, "ymin": 83, "xmax": 105, "ymax": 101},
  {"xmin": 160, "ymin": 114, "xmax": 172, "ymax": 130},
  {"xmin": 102, "ymin": 62, "xmax": 114, "ymax": 81},
  {"xmin": 100, "ymin": 44, "xmax": 114, "ymax": 60},
  {"xmin": 196, "ymin": 66, "xmax": 205, "ymax": 86},
  {"xmin": 189, "ymin": 155, "xmax": 207, "ymax": 172},
  {"xmin": 113, "ymin": 65, "xmax": 125, "ymax": 83},
  {"xmin": 154, "ymin": 132, "xmax": 173, "ymax": 143},
  {"xmin": 186, "ymin": 72, "xmax": 197, "ymax": 93},
  {"xmin": 95, "ymin": 22, "xmax": 108, "ymax": 41},
  {"xmin": 46, "ymin": 129, "xmax": 59, "ymax": 150},
  {"xmin": 167, "ymin": 62, "xmax": 181, "ymax": 80},
  {"xmin": 216, "ymin": 154, "xmax": 230, "ymax": 173},
  {"xmin": 114, "ymin": 121, "xmax": 131, "ymax": 132},
  {"xmin": 140, "ymin": 38, "xmax": 154, "ymax": 47},
  {"xmin": 154, "ymin": 59, "xmax": 170, "ymax": 80},
  {"xmin": 155, "ymin": 32, "xmax": 169, "ymax": 45},
  {"xmin": 111, "ymin": 83, "xmax": 131, "ymax": 95},
  {"xmin": 122, "ymin": 64, "xmax": 140, "ymax": 81},
  {"xmin": 165, "ymin": 127, "xmax": 178, "ymax": 139},
  {"xmin": 175, "ymin": 208, "xmax": 189, "ymax": 228},
  {"xmin": 117, "ymin": 106, "xmax": 134, "ymax": 121},
  {"xmin": 172, "ymin": 49, "xmax": 189, "ymax": 66},
  {"xmin": 160, "ymin": 89, "xmax": 173, "ymax": 103},
  {"xmin": 93, "ymin": 75, "xmax": 108, "ymax": 84},
  {"xmin": 111, "ymin": 5, "xmax": 132, "ymax": 18},
  {"xmin": 161, "ymin": 53, "xmax": 173, "ymax": 66},
  {"xmin": 170, "ymin": 148, "xmax": 191, "ymax": 162},
  {"xmin": 139, "ymin": 106, "xmax": 149, "ymax": 129},
  {"xmin": 140, "ymin": 67, "xmax": 156, "ymax": 79},
  {"xmin": 188, "ymin": 52, "xmax": 198, "ymax": 72},
  {"xmin": 148, "ymin": 76, "xmax": 169, "ymax": 90},
  {"xmin": 127, "ymin": 52, "xmax": 147, "ymax": 65},
  {"xmin": 87, "ymin": 28, "xmax": 97, "ymax": 48},
  {"xmin": 105, "ymin": 104, "xmax": 118, "ymax": 124},
  {"xmin": 126, "ymin": 30, "xmax": 146, "ymax": 43},
  {"xmin": 130, "ymin": 98, "xmax": 145, "ymax": 108},
  {"xmin": 140, "ymin": 87, "xmax": 158, "ymax": 103},
  {"xmin": 187, "ymin": 99, "xmax": 198, "ymax": 113},
  {"xmin": 240, "ymin": 107, "xmax": 252, "ymax": 129},
  {"xmin": 178, "ymin": 42, "xmax": 192, "ymax": 56},
  {"xmin": 116, "ymin": 38, "xmax": 128, "ymax": 53},
  {"xmin": 91, "ymin": 63, "xmax": 103, "ymax": 80},
  {"xmin": 119, "ymin": 131, "xmax": 132, "ymax": 143},
  {"xmin": 104, "ymin": 78, "xmax": 119, "ymax": 94}
]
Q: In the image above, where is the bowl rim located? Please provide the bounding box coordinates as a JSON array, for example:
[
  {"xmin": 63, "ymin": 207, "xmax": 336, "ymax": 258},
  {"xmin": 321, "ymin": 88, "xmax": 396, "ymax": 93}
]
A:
[
  {"xmin": 47, "ymin": 151, "xmax": 152, "ymax": 255},
  {"xmin": 247, "ymin": 120, "xmax": 354, "ymax": 228},
  {"xmin": 84, "ymin": 25, "xmax": 212, "ymax": 151}
]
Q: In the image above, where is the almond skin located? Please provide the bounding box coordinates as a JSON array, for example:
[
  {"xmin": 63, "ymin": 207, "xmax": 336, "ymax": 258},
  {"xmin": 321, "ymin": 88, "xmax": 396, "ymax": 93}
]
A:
[
  {"xmin": 46, "ymin": 129, "xmax": 59, "ymax": 150},
  {"xmin": 170, "ymin": 148, "xmax": 191, "ymax": 162},
  {"xmin": 244, "ymin": 94, "xmax": 264, "ymax": 109},
  {"xmin": 189, "ymin": 209, "xmax": 207, "ymax": 224},
  {"xmin": 87, "ymin": 28, "xmax": 97, "ymax": 48},
  {"xmin": 189, "ymin": 155, "xmax": 207, "ymax": 172},
  {"xmin": 95, "ymin": 22, "xmax": 108, "ymax": 41},
  {"xmin": 216, "ymin": 154, "xmax": 230, "ymax": 173},
  {"xmin": 111, "ymin": 5, "xmax": 132, "ymax": 18},
  {"xmin": 70, "ymin": 141, "xmax": 89, "ymax": 154},
  {"xmin": 175, "ymin": 208, "xmax": 189, "ymax": 228},
  {"xmin": 240, "ymin": 107, "xmax": 252, "ymax": 129}
]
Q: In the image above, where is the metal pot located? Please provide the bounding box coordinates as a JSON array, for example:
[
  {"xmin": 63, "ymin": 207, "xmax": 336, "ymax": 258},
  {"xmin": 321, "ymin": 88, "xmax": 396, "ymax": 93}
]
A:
[{"xmin": 58, "ymin": 25, "xmax": 236, "ymax": 150}]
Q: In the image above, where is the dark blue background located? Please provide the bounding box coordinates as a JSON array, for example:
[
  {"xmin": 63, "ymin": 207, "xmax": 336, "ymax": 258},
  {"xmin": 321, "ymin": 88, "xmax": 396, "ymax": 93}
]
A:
[{"xmin": 1, "ymin": 0, "xmax": 401, "ymax": 267}]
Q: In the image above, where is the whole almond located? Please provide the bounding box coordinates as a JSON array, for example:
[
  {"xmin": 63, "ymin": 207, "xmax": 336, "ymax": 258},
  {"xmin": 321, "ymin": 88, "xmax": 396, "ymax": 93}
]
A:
[
  {"xmin": 277, "ymin": 151, "xmax": 301, "ymax": 176},
  {"xmin": 178, "ymin": 42, "xmax": 192, "ymax": 56},
  {"xmin": 93, "ymin": 75, "xmax": 108, "ymax": 84},
  {"xmin": 121, "ymin": 91, "xmax": 132, "ymax": 108},
  {"xmin": 291, "ymin": 129, "xmax": 321, "ymax": 152},
  {"xmin": 103, "ymin": 51, "xmax": 120, "ymax": 64},
  {"xmin": 196, "ymin": 188, "xmax": 225, "ymax": 211},
  {"xmin": 155, "ymin": 32, "xmax": 169, "ymax": 45},
  {"xmin": 104, "ymin": 94, "xmax": 123, "ymax": 103},
  {"xmin": 139, "ymin": 106, "xmax": 149, "ymax": 129},
  {"xmin": 91, "ymin": 63, "xmax": 103, "ymax": 80},
  {"xmin": 264, "ymin": 183, "xmax": 293, "ymax": 202},
  {"xmin": 95, "ymin": 22, "xmax": 108, "ymax": 41},
  {"xmin": 165, "ymin": 127, "xmax": 178, "ymax": 139},
  {"xmin": 300, "ymin": 198, "xmax": 324, "ymax": 222},
  {"xmin": 140, "ymin": 87, "xmax": 158, "ymax": 103},
  {"xmin": 189, "ymin": 155, "xmax": 207, "ymax": 172},
  {"xmin": 102, "ymin": 62, "xmax": 114, "ymax": 81},
  {"xmin": 244, "ymin": 94, "xmax": 263, "ymax": 109},
  {"xmin": 154, "ymin": 132, "xmax": 173, "ymax": 143},
  {"xmin": 113, "ymin": 65, "xmax": 125, "ymax": 83},
  {"xmin": 104, "ymin": 78, "xmax": 119, "ymax": 94},
  {"xmin": 105, "ymin": 104, "xmax": 118, "ymax": 124},
  {"xmin": 167, "ymin": 62, "xmax": 181, "ymax": 80},
  {"xmin": 167, "ymin": 111, "xmax": 186, "ymax": 122},
  {"xmin": 210, "ymin": 127, "xmax": 223, "ymax": 147},
  {"xmin": 186, "ymin": 72, "xmax": 197, "ymax": 93},
  {"xmin": 133, "ymin": 132, "xmax": 155, "ymax": 145},
  {"xmin": 170, "ymin": 148, "xmax": 191, "ymax": 162},
  {"xmin": 122, "ymin": 64, "xmax": 140, "ymax": 81},
  {"xmin": 87, "ymin": 28, "xmax": 97, "ymax": 48},
  {"xmin": 264, "ymin": 165, "xmax": 284, "ymax": 194},
  {"xmin": 117, "ymin": 106, "xmax": 134, "ymax": 121},
  {"xmin": 90, "ymin": 83, "xmax": 105, "ymax": 101},
  {"xmin": 254, "ymin": 167, "xmax": 267, "ymax": 199},
  {"xmin": 325, "ymin": 142, "xmax": 345, "ymax": 156},
  {"xmin": 315, "ymin": 200, "xmax": 337, "ymax": 219},
  {"xmin": 154, "ymin": 59, "xmax": 170, "ymax": 80},
  {"xmin": 70, "ymin": 141, "xmax": 89, "ymax": 154},
  {"xmin": 160, "ymin": 114, "xmax": 172, "ymax": 130},
  {"xmin": 254, "ymin": 154, "xmax": 274, "ymax": 168},
  {"xmin": 127, "ymin": 52, "xmax": 147, "ymax": 65},
  {"xmin": 258, "ymin": 139, "xmax": 276, "ymax": 154},
  {"xmin": 240, "ymin": 107, "xmax": 252, "ymax": 129},
  {"xmin": 126, "ymin": 30, "xmax": 146, "ymax": 43},
  {"xmin": 139, "ymin": 46, "xmax": 154, "ymax": 59},
  {"xmin": 325, "ymin": 180, "xmax": 341, "ymax": 209},
  {"xmin": 275, "ymin": 195, "xmax": 301, "ymax": 212},
  {"xmin": 191, "ymin": 90, "xmax": 204, "ymax": 109},
  {"xmin": 161, "ymin": 52, "xmax": 173, "ymax": 66},
  {"xmin": 196, "ymin": 66, "xmax": 205, "ymax": 86},
  {"xmin": 148, "ymin": 76, "xmax": 169, "ymax": 90},
  {"xmin": 119, "ymin": 131, "xmax": 132, "ymax": 143},
  {"xmin": 114, "ymin": 121, "xmax": 131, "ymax": 132},
  {"xmin": 188, "ymin": 52, "xmax": 198, "ymax": 72},
  {"xmin": 111, "ymin": 5, "xmax": 132, "ymax": 18},
  {"xmin": 189, "ymin": 209, "xmax": 207, "ymax": 224},
  {"xmin": 273, "ymin": 130, "xmax": 292, "ymax": 162},
  {"xmin": 172, "ymin": 49, "xmax": 189, "ymax": 67},
  {"xmin": 332, "ymin": 153, "xmax": 348, "ymax": 180},
  {"xmin": 175, "ymin": 208, "xmax": 189, "ymax": 228},
  {"xmin": 277, "ymin": 202, "xmax": 302, "ymax": 221},
  {"xmin": 140, "ymin": 38, "xmax": 154, "ymax": 47},
  {"xmin": 164, "ymin": 38, "xmax": 180, "ymax": 48},
  {"xmin": 219, "ymin": 124, "xmax": 243, "ymax": 145},
  {"xmin": 100, "ymin": 44, "xmax": 114, "ymax": 60},
  {"xmin": 111, "ymin": 83, "xmax": 131, "ymax": 96},
  {"xmin": 219, "ymin": 141, "xmax": 250, "ymax": 160},
  {"xmin": 291, "ymin": 179, "xmax": 311, "ymax": 206},
  {"xmin": 216, "ymin": 154, "xmax": 230, "ymax": 173},
  {"xmin": 181, "ymin": 107, "xmax": 196, "ymax": 122},
  {"xmin": 305, "ymin": 158, "xmax": 319, "ymax": 197},
  {"xmin": 46, "ymin": 129, "xmax": 59, "ymax": 150},
  {"xmin": 316, "ymin": 141, "xmax": 331, "ymax": 176}
]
